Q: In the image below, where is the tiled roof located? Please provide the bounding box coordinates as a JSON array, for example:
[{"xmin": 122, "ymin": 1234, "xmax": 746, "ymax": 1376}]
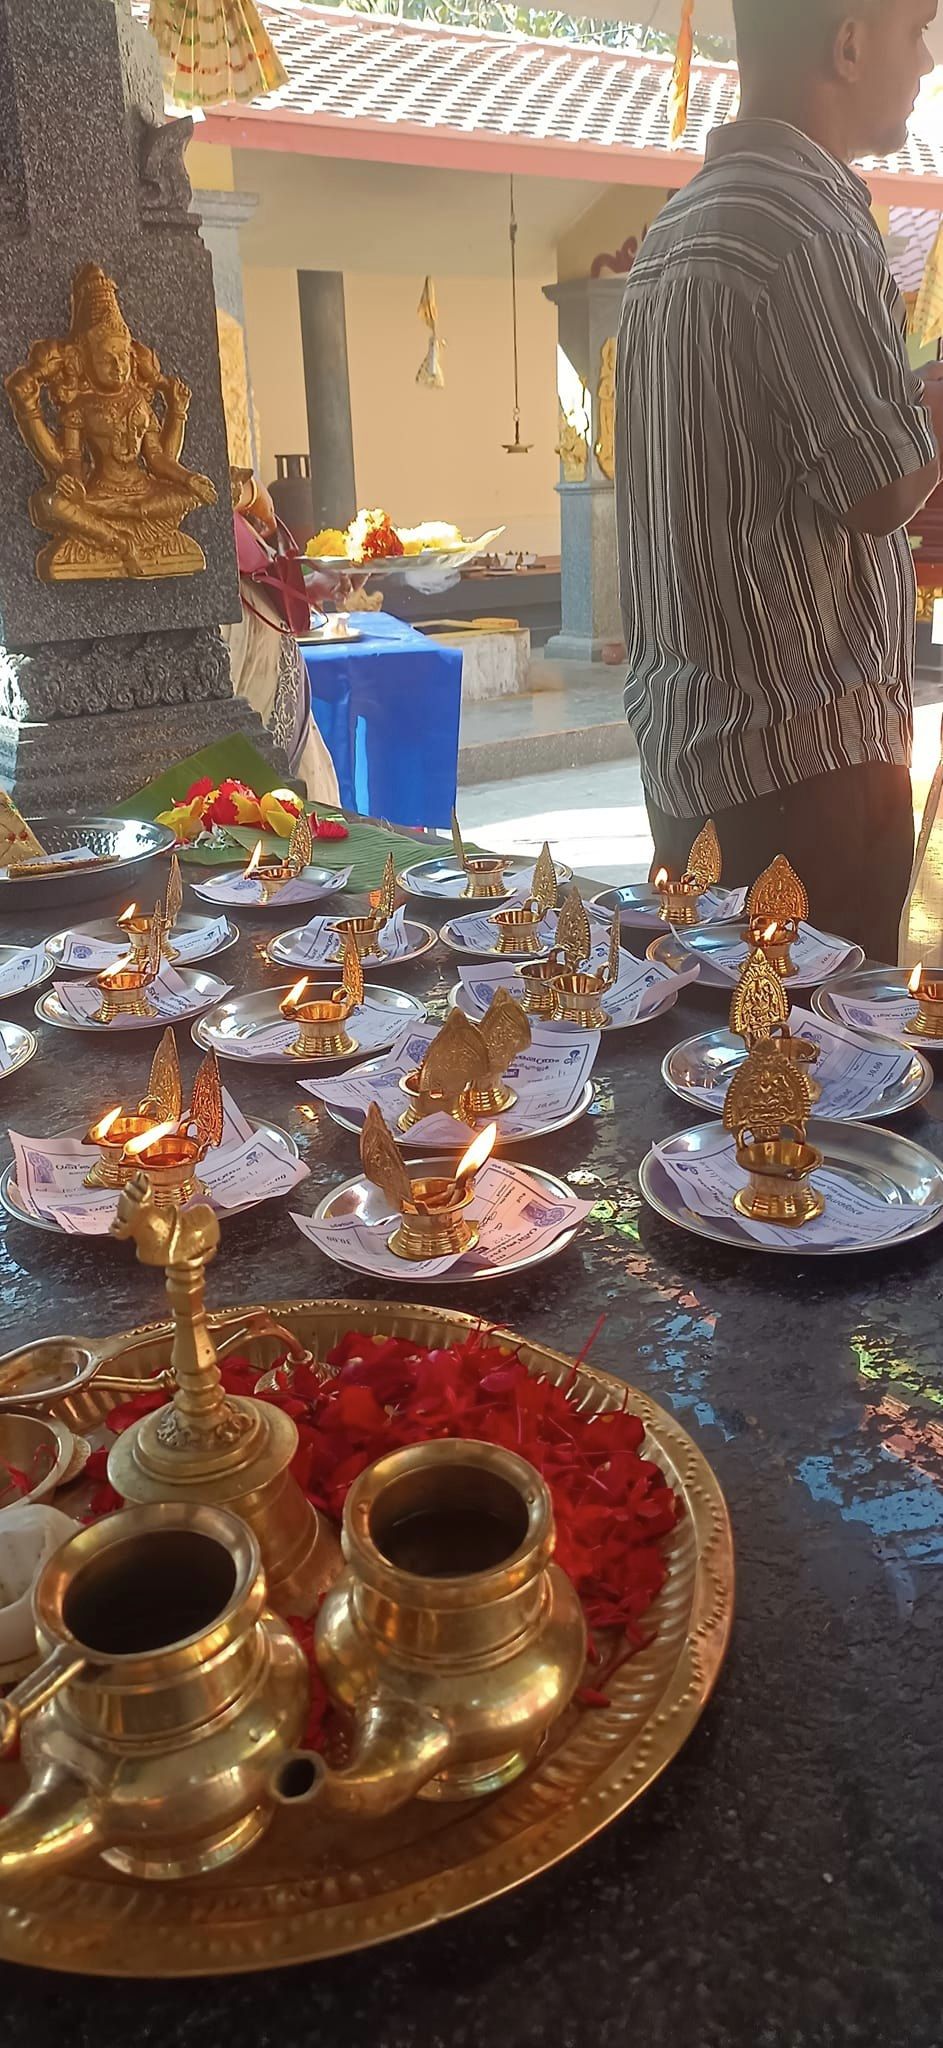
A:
[{"xmin": 196, "ymin": 1, "xmax": 943, "ymax": 189}]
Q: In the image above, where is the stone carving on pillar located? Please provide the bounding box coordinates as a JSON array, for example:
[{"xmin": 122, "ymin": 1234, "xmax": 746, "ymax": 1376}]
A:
[
  {"xmin": 134, "ymin": 111, "xmax": 195, "ymax": 229},
  {"xmin": 5, "ymin": 262, "xmax": 217, "ymax": 583},
  {"xmin": 0, "ymin": 0, "xmax": 282, "ymax": 808}
]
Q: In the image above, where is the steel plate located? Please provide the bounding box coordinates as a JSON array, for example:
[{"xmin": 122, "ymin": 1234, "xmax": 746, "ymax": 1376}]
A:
[
  {"xmin": 646, "ymin": 923, "xmax": 865, "ymax": 991},
  {"xmin": 265, "ymin": 919, "xmax": 438, "ymax": 974},
  {"xmin": 591, "ymin": 882, "xmax": 738, "ymax": 931},
  {"xmin": 439, "ymin": 915, "xmax": 556, "ymax": 962},
  {"xmin": 36, "ymin": 968, "xmax": 230, "ymax": 1034},
  {"xmin": 310, "ymin": 1158, "xmax": 583, "ymax": 1284},
  {"xmin": 190, "ymin": 867, "xmax": 347, "ymax": 914},
  {"xmin": 0, "ymin": 817, "xmax": 174, "ymax": 912},
  {"xmin": 0, "ymin": 1120, "xmax": 301, "ymax": 1238},
  {"xmin": 321, "ymin": 1068, "xmax": 596, "ymax": 1147},
  {"xmin": 191, "ymin": 983, "xmax": 426, "ymax": 1067},
  {"xmin": 0, "ymin": 943, "xmax": 54, "ymax": 1001},
  {"xmin": 661, "ymin": 1026, "xmax": 934, "ymax": 1122},
  {"xmin": 812, "ymin": 968, "xmax": 943, "ymax": 1051},
  {"xmin": 398, "ymin": 854, "xmax": 572, "ymax": 905},
  {"xmin": 0, "ymin": 1019, "xmax": 38, "ymax": 1081},
  {"xmin": 640, "ymin": 1118, "xmax": 943, "ymax": 1256},
  {"xmin": 45, "ymin": 914, "xmax": 239, "ymax": 970},
  {"xmin": 449, "ymin": 977, "xmax": 684, "ymax": 1033}
]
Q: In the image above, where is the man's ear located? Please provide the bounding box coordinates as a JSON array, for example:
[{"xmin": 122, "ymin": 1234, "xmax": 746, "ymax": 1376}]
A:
[{"xmin": 831, "ymin": 11, "xmax": 868, "ymax": 83}]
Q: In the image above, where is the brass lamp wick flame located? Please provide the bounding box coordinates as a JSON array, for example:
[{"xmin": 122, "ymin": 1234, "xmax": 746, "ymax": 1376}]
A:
[
  {"xmin": 455, "ymin": 1123, "xmax": 497, "ymax": 1182},
  {"xmin": 124, "ymin": 1119, "xmax": 178, "ymax": 1159}
]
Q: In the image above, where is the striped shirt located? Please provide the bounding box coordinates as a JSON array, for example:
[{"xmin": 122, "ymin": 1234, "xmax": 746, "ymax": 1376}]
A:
[{"xmin": 614, "ymin": 119, "xmax": 937, "ymax": 818}]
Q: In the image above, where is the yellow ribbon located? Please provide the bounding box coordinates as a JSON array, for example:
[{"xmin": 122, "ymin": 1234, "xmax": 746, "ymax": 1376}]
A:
[{"xmin": 668, "ymin": 0, "xmax": 695, "ymax": 147}]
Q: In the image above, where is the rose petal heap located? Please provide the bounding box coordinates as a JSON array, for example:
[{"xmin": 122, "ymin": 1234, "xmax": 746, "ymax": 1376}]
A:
[{"xmin": 101, "ymin": 1327, "xmax": 682, "ymax": 1644}]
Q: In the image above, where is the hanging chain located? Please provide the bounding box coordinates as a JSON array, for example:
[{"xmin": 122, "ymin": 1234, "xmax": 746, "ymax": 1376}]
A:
[{"xmin": 509, "ymin": 173, "xmax": 522, "ymax": 433}]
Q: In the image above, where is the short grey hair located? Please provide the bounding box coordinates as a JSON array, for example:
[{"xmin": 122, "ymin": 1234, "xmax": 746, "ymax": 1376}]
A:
[{"xmin": 732, "ymin": 0, "xmax": 880, "ymax": 71}]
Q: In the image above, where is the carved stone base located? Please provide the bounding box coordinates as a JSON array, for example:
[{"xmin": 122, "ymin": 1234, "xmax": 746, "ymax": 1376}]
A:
[{"xmin": 0, "ymin": 628, "xmax": 286, "ymax": 810}]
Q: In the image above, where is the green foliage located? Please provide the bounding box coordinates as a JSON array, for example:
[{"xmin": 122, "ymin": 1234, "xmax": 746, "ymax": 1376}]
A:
[{"xmin": 317, "ymin": 0, "xmax": 733, "ymax": 58}]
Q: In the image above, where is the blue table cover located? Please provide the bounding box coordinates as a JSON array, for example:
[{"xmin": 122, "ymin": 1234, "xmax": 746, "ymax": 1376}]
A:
[{"xmin": 302, "ymin": 612, "xmax": 463, "ymax": 830}]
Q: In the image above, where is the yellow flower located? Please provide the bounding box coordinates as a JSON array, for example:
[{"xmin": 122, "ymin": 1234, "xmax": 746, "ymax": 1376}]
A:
[
  {"xmin": 155, "ymin": 797, "xmax": 206, "ymax": 843},
  {"xmin": 259, "ymin": 788, "xmax": 304, "ymax": 838},
  {"xmin": 307, "ymin": 529, "xmax": 347, "ymax": 558}
]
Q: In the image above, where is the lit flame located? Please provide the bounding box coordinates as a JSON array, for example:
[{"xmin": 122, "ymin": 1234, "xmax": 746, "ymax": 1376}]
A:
[
  {"xmin": 909, "ymin": 962, "xmax": 923, "ymax": 995},
  {"xmin": 244, "ymin": 840, "xmax": 263, "ymax": 880},
  {"xmin": 116, "ymin": 902, "xmax": 138, "ymax": 927},
  {"xmin": 88, "ymin": 1105, "xmax": 123, "ymax": 1143},
  {"xmin": 653, "ymin": 868, "xmax": 669, "ymax": 890},
  {"xmin": 97, "ymin": 952, "xmax": 136, "ymax": 985},
  {"xmin": 124, "ymin": 1119, "xmax": 177, "ymax": 1159},
  {"xmin": 455, "ymin": 1123, "xmax": 498, "ymax": 1182},
  {"xmin": 281, "ymin": 976, "xmax": 310, "ymax": 1015},
  {"xmin": 762, "ymin": 923, "xmax": 779, "ymax": 943}
]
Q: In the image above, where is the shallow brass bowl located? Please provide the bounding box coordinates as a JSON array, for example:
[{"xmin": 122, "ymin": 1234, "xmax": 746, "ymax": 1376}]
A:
[{"xmin": 0, "ymin": 1298, "xmax": 733, "ymax": 1978}]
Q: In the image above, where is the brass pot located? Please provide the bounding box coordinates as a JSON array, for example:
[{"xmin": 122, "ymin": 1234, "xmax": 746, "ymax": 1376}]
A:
[
  {"xmin": 314, "ymin": 1438, "xmax": 586, "ymax": 1815},
  {"xmin": 0, "ymin": 1502, "xmax": 318, "ymax": 1882}
]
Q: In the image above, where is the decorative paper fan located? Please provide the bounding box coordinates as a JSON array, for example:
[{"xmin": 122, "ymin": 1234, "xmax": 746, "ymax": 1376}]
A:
[{"xmin": 149, "ymin": 0, "xmax": 287, "ymax": 109}]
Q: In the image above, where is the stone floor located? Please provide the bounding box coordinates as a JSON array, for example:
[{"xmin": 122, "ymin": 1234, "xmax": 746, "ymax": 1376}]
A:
[
  {"xmin": 457, "ymin": 653, "xmax": 631, "ymax": 784},
  {"xmin": 458, "ymin": 754, "xmax": 652, "ymax": 886},
  {"xmin": 457, "ymin": 695, "xmax": 943, "ymax": 891}
]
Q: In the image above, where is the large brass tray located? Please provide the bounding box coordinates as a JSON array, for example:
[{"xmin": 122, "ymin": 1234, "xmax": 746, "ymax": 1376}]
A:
[{"xmin": 0, "ymin": 1298, "xmax": 734, "ymax": 1977}]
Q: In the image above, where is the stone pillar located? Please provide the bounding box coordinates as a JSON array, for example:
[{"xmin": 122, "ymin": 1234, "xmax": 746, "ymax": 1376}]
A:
[
  {"xmin": 542, "ymin": 275, "xmax": 626, "ymax": 663},
  {"xmin": 297, "ymin": 270, "xmax": 357, "ymax": 534},
  {"xmin": 0, "ymin": 0, "xmax": 282, "ymax": 809},
  {"xmin": 192, "ymin": 186, "xmax": 259, "ymax": 472}
]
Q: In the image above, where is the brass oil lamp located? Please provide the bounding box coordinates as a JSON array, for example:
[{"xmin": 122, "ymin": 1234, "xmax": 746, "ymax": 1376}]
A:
[
  {"xmin": 120, "ymin": 1046, "xmax": 225, "ymax": 1208},
  {"xmin": 106, "ymin": 1178, "xmax": 338, "ymax": 1616},
  {"xmin": 518, "ymin": 952, "xmax": 564, "ymax": 1017},
  {"xmin": 491, "ymin": 841, "xmax": 557, "ymax": 955},
  {"xmin": 905, "ymin": 961, "xmax": 943, "ymax": 1038},
  {"xmin": 745, "ymin": 855, "xmax": 808, "ymax": 979},
  {"xmin": 458, "ymin": 987, "xmax": 530, "ymax": 1118},
  {"xmin": 330, "ymin": 852, "xmax": 396, "ymax": 961},
  {"xmin": 652, "ymin": 863, "xmax": 699, "ymax": 926},
  {"xmin": 397, "ymin": 1007, "xmax": 491, "ymax": 1132},
  {"xmin": 114, "ymin": 901, "xmax": 151, "ymax": 969},
  {"xmin": 93, "ymin": 903, "xmax": 163, "ymax": 1023},
  {"xmin": 451, "ymin": 810, "xmax": 509, "ymax": 899},
  {"xmin": 83, "ymin": 1027, "xmax": 187, "ymax": 1189},
  {"xmin": 550, "ymin": 891, "xmax": 620, "ymax": 1028},
  {"xmin": 723, "ymin": 1039, "xmax": 824, "ymax": 1228},
  {"xmin": 278, "ymin": 934, "xmax": 363, "ymax": 1058},
  {"xmin": 115, "ymin": 856, "xmax": 183, "ymax": 966},
  {"xmin": 242, "ymin": 812, "xmax": 312, "ymax": 902},
  {"xmin": 652, "ymin": 819, "xmax": 721, "ymax": 926},
  {"xmin": 361, "ymin": 1102, "xmax": 496, "ymax": 1260},
  {"xmin": 729, "ymin": 951, "xmax": 821, "ymax": 1104}
]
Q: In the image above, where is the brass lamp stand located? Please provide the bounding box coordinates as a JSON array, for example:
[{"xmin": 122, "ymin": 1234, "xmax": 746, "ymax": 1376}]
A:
[{"xmin": 106, "ymin": 1175, "xmax": 339, "ymax": 1616}]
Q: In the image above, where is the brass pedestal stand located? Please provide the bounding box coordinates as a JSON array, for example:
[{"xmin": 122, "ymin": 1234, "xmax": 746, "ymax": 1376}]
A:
[{"xmin": 107, "ymin": 1176, "xmax": 338, "ymax": 1615}]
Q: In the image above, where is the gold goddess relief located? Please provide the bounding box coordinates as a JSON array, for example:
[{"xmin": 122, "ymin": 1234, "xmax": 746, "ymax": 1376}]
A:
[{"xmin": 4, "ymin": 263, "xmax": 217, "ymax": 583}]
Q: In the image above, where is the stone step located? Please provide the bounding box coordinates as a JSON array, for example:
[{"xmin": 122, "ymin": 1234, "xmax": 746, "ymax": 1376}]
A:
[{"xmin": 458, "ymin": 666, "xmax": 633, "ymax": 785}]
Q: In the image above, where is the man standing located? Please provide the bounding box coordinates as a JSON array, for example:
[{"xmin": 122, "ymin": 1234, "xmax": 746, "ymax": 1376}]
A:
[{"xmin": 615, "ymin": 0, "xmax": 943, "ymax": 961}]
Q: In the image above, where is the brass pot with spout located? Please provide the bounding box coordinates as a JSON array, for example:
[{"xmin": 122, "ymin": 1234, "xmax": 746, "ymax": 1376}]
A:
[
  {"xmin": 312, "ymin": 1438, "xmax": 586, "ymax": 1816},
  {"xmin": 0, "ymin": 1502, "xmax": 318, "ymax": 1883}
]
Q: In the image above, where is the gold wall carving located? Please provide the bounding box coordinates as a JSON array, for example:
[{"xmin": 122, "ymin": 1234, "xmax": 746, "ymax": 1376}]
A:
[{"xmin": 4, "ymin": 262, "xmax": 216, "ymax": 583}]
